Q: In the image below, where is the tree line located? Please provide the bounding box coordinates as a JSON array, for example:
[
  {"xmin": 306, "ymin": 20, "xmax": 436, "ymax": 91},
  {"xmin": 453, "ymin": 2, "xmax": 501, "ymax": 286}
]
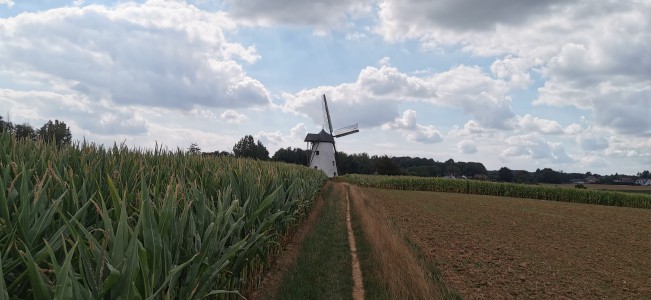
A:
[
  {"xmin": 3, "ymin": 119, "xmax": 644, "ymax": 185},
  {"xmin": 209, "ymin": 135, "xmax": 649, "ymax": 184},
  {"xmin": 0, "ymin": 116, "xmax": 72, "ymax": 146},
  {"xmin": 201, "ymin": 135, "xmax": 488, "ymax": 177}
]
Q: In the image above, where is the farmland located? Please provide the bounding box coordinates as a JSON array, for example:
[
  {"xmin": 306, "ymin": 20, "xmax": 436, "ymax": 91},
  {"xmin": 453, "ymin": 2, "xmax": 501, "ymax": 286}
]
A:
[
  {"xmin": 354, "ymin": 186, "xmax": 651, "ymax": 298},
  {"xmin": 0, "ymin": 132, "xmax": 327, "ymax": 298},
  {"xmin": 259, "ymin": 176, "xmax": 651, "ymax": 299}
]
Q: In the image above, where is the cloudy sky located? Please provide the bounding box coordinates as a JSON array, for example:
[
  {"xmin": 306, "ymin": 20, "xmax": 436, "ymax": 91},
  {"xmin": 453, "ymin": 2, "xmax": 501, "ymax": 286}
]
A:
[{"xmin": 1, "ymin": 0, "xmax": 650, "ymax": 174}]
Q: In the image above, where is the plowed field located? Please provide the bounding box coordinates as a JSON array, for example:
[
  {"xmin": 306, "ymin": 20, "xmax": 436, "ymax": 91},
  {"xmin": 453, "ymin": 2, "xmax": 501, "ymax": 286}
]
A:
[{"xmin": 359, "ymin": 187, "xmax": 651, "ymax": 299}]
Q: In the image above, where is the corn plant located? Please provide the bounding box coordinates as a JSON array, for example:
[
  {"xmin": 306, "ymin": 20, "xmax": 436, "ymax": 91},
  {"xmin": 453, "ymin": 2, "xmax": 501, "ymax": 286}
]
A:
[{"xmin": 0, "ymin": 132, "xmax": 327, "ymax": 298}]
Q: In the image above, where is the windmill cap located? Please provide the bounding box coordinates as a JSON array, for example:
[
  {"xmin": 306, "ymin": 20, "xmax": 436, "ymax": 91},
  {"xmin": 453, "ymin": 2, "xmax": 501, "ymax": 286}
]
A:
[{"xmin": 304, "ymin": 129, "xmax": 335, "ymax": 143}]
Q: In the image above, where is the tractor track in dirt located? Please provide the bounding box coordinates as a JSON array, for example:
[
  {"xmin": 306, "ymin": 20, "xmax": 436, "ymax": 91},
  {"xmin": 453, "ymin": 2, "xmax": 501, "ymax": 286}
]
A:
[{"xmin": 344, "ymin": 183, "xmax": 365, "ymax": 300}]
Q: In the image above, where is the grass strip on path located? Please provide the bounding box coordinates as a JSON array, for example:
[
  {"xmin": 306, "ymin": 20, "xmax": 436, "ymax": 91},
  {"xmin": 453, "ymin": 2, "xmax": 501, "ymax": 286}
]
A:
[{"xmin": 273, "ymin": 183, "xmax": 353, "ymax": 300}]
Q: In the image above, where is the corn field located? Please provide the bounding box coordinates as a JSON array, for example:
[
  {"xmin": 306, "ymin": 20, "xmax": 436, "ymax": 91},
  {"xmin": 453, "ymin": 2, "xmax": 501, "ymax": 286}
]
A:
[
  {"xmin": 0, "ymin": 132, "xmax": 327, "ymax": 299},
  {"xmin": 344, "ymin": 174, "xmax": 651, "ymax": 209}
]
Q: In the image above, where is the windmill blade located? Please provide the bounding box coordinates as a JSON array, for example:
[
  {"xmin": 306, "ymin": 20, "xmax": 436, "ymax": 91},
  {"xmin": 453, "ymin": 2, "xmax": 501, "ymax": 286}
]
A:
[
  {"xmin": 334, "ymin": 124, "xmax": 359, "ymax": 138},
  {"xmin": 322, "ymin": 94, "xmax": 334, "ymax": 135}
]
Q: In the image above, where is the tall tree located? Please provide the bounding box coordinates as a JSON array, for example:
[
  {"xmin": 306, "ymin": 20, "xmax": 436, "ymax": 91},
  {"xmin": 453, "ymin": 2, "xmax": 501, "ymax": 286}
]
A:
[
  {"xmin": 498, "ymin": 167, "xmax": 513, "ymax": 182},
  {"xmin": 0, "ymin": 116, "xmax": 14, "ymax": 133},
  {"xmin": 38, "ymin": 120, "xmax": 71, "ymax": 146},
  {"xmin": 375, "ymin": 155, "xmax": 402, "ymax": 175},
  {"xmin": 536, "ymin": 168, "xmax": 562, "ymax": 184},
  {"xmin": 232, "ymin": 135, "xmax": 269, "ymax": 160},
  {"xmin": 15, "ymin": 123, "xmax": 36, "ymax": 140},
  {"xmin": 272, "ymin": 147, "xmax": 309, "ymax": 165}
]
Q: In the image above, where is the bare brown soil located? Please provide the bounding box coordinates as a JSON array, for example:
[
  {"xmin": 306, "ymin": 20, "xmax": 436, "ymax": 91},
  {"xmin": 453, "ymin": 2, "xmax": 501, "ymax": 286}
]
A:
[
  {"xmin": 246, "ymin": 182, "xmax": 328, "ymax": 300},
  {"xmin": 347, "ymin": 183, "xmax": 442, "ymax": 299},
  {"xmin": 361, "ymin": 187, "xmax": 651, "ymax": 299}
]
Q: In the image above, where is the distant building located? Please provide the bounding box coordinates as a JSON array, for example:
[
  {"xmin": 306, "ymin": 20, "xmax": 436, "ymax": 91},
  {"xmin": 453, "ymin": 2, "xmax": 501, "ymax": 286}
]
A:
[
  {"xmin": 635, "ymin": 179, "xmax": 651, "ymax": 186},
  {"xmin": 616, "ymin": 177, "xmax": 635, "ymax": 184},
  {"xmin": 585, "ymin": 176, "xmax": 598, "ymax": 183}
]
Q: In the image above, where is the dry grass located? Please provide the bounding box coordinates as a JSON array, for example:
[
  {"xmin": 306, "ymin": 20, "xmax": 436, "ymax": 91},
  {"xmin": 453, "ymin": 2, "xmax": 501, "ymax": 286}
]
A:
[{"xmin": 346, "ymin": 183, "xmax": 442, "ymax": 299}]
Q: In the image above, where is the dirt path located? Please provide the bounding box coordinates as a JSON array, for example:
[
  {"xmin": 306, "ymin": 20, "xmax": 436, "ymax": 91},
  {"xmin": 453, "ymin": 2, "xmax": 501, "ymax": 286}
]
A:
[
  {"xmin": 344, "ymin": 184, "xmax": 365, "ymax": 300},
  {"xmin": 246, "ymin": 183, "xmax": 328, "ymax": 300}
]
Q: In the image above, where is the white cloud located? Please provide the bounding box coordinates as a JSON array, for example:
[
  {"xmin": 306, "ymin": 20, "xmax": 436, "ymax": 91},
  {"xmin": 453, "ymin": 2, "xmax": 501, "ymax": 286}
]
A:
[
  {"xmin": 448, "ymin": 120, "xmax": 491, "ymax": 138},
  {"xmin": 490, "ymin": 56, "xmax": 534, "ymax": 89},
  {"xmin": 0, "ymin": 1, "xmax": 270, "ymax": 111},
  {"xmin": 605, "ymin": 135, "xmax": 651, "ymax": 158},
  {"xmin": 375, "ymin": 0, "xmax": 651, "ymax": 138},
  {"xmin": 0, "ymin": 88, "xmax": 147, "ymax": 136},
  {"xmin": 290, "ymin": 123, "xmax": 307, "ymax": 140},
  {"xmin": 283, "ymin": 65, "xmax": 515, "ymax": 130},
  {"xmin": 382, "ymin": 110, "xmax": 443, "ymax": 144},
  {"xmin": 427, "ymin": 66, "xmax": 515, "ymax": 129},
  {"xmin": 0, "ymin": 0, "xmax": 14, "ymax": 8},
  {"xmin": 256, "ymin": 130, "xmax": 284, "ymax": 146},
  {"xmin": 220, "ymin": 109, "xmax": 249, "ymax": 124},
  {"xmin": 501, "ymin": 133, "xmax": 575, "ymax": 163},
  {"xmin": 516, "ymin": 114, "xmax": 564, "ymax": 134},
  {"xmin": 378, "ymin": 56, "xmax": 391, "ymax": 66}
]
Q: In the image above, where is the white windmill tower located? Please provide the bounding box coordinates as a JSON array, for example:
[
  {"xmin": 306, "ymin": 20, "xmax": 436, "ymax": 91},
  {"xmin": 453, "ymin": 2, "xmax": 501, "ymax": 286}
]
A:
[{"xmin": 304, "ymin": 95, "xmax": 359, "ymax": 178}]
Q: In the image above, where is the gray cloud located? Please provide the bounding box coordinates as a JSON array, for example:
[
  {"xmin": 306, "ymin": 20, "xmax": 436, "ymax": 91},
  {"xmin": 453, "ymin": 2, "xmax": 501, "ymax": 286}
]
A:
[
  {"xmin": 379, "ymin": 0, "xmax": 569, "ymax": 32},
  {"xmin": 578, "ymin": 133, "xmax": 609, "ymax": 152},
  {"xmin": 458, "ymin": 140, "xmax": 478, "ymax": 154},
  {"xmin": 224, "ymin": 0, "xmax": 371, "ymax": 29},
  {"xmin": 0, "ymin": 2, "xmax": 270, "ymax": 110}
]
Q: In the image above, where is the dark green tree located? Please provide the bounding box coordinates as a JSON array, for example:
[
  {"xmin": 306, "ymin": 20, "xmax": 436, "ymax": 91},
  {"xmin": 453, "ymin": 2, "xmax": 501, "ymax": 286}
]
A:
[
  {"xmin": 232, "ymin": 135, "xmax": 269, "ymax": 160},
  {"xmin": 0, "ymin": 116, "xmax": 14, "ymax": 133},
  {"xmin": 15, "ymin": 123, "xmax": 36, "ymax": 140},
  {"xmin": 255, "ymin": 140, "xmax": 269, "ymax": 160},
  {"xmin": 375, "ymin": 155, "xmax": 402, "ymax": 175},
  {"xmin": 38, "ymin": 120, "xmax": 71, "ymax": 146},
  {"xmin": 272, "ymin": 147, "xmax": 309, "ymax": 165},
  {"xmin": 351, "ymin": 153, "xmax": 374, "ymax": 174},
  {"xmin": 498, "ymin": 167, "xmax": 513, "ymax": 182},
  {"xmin": 445, "ymin": 165, "xmax": 461, "ymax": 176},
  {"xmin": 536, "ymin": 168, "xmax": 562, "ymax": 184}
]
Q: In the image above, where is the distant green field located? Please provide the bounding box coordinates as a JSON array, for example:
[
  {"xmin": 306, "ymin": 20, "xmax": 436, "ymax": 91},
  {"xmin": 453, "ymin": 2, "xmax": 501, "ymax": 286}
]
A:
[
  {"xmin": 544, "ymin": 183, "xmax": 651, "ymax": 195},
  {"xmin": 343, "ymin": 174, "xmax": 651, "ymax": 209}
]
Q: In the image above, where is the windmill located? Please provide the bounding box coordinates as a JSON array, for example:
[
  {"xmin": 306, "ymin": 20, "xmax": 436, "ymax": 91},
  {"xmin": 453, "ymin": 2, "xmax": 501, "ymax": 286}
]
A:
[{"xmin": 304, "ymin": 95, "xmax": 359, "ymax": 178}]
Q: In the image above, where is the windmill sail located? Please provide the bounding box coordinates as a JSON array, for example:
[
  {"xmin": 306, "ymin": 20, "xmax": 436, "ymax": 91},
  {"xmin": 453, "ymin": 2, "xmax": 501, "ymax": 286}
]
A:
[
  {"xmin": 322, "ymin": 95, "xmax": 334, "ymax": 135},
  {"xmin": 334, "ymin": 124, "xmax": 359, "ymax": 138},
  {"xmin": 305, "ymin": 94, "xmax": 359, "ymax": 178}
]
